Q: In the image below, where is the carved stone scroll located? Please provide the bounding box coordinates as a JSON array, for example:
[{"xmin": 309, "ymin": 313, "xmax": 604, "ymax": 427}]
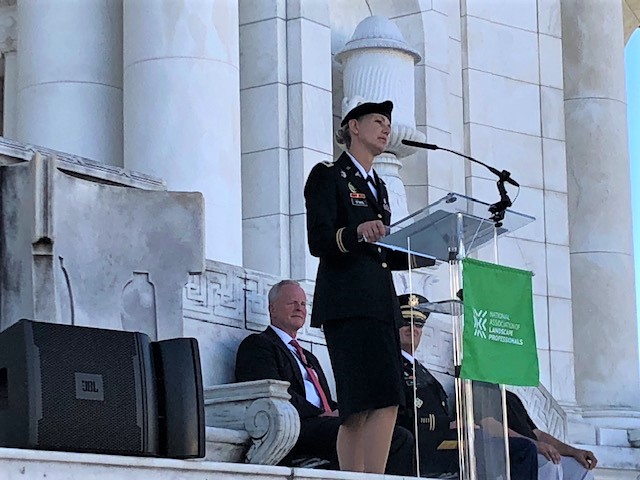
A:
[{"xmin": 204, "ymin": 380, "xmax": 300, "ymax": 465}]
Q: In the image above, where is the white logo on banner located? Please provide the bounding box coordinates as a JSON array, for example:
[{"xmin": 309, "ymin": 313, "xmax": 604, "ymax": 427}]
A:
[{"xmin": 473, "ymin": 309, "xmax": 487, "ymax": 338}]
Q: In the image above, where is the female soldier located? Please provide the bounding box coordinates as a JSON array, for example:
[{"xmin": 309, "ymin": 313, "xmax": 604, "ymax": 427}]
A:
[{"xmin": 304, "ymin": 98, "xmax": 429, "ymax": 473}]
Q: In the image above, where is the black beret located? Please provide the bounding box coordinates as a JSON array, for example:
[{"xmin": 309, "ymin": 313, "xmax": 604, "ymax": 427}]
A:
[
  {"xmin": 398, "ymin": 293, "xmax": 430, "ymax": 326},
  {"xmin": 341, "ymin": 100, "xmax": 393, "ymax": 127}
]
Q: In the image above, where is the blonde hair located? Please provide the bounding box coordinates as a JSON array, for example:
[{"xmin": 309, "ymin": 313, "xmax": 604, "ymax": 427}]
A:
[{"xmin": 335, "ymin": 123, "xmax": 352, "ymax": 148}]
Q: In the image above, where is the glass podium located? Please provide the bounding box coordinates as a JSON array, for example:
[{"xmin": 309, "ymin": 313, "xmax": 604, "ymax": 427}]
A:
[
  {"xmin": 377, "ymin": 192, "xmax": 535, "ymax": 480},
  {"xmin": 377, "ymin": 192, "xmax": 534, "ymax": 262}
]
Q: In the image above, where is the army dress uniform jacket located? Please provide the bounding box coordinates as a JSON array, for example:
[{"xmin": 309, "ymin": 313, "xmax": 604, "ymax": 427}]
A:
[
  {"xmin": 304, "ymin": 152, "xmax": 428, "ymax": 327},
  {"xmin": 397, "ymin": 356, "xmax": 458, "ymax": 474},
  {"xmin": 397, "ymin": 356, "xmax": 454, "ymax": 450}
]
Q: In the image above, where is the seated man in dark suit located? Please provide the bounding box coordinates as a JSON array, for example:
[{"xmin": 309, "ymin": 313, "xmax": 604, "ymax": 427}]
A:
[
  {"xmin": 395, "ymin": 293, "xmax": 538, "ymax": 479},
  {"xmin": 235, "ymin": 280, "xmax": 414, "ymax": 474}
]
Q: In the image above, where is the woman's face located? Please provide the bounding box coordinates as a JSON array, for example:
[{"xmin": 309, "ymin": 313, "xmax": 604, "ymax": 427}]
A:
[{"xmin": 351, "ymin": 113, "xmax": 391, "ymax": 155}]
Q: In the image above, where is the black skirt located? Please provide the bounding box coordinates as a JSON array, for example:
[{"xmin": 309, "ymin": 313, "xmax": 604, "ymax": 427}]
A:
[{"xmin": 323, "ymin": 316, "xmax": 405, "ymax": 421}]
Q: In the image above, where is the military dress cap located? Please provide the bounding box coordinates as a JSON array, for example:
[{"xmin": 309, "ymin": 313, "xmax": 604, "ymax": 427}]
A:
[
  {"xmin": 398, "ymin": 293, "xmax": 430, "ymax": 327},
  {"xmin": 340, "ymin": 96, "xmax": 393, "ymax": 127}
]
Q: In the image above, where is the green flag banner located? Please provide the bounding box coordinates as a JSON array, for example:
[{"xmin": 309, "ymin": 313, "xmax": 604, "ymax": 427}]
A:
[{"xmin": 460, "ymin": 257, "xmax": 539, "ymax": 386}]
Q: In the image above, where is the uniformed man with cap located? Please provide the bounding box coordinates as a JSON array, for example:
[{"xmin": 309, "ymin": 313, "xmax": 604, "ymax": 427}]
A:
[
  {"xmin": 396, "ymin": 293, "xmax": 539, "ymax": 479},
  {"xmin": 396, "ymin": 293, "xmax": 460, "ymax": 476},
  {"xmin": 304, "ymin": 97, "xmax": 431, "ymax": 474}
]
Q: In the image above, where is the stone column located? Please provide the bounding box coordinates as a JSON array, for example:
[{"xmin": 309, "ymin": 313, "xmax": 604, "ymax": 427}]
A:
[
  {"xmin": 0, "ymin": 3, "xmax": 16, "ymax": 139},
  {"xmin": 3, "ymin": 51, "xmax": 17, "ymax": 139},
  {"xmin": 561, "ymin": 0, "xmax": 640, "ymax": 423},
  {"xmin": 16, "ymin": 0, "xmax": 123, "ymax": 166},
  {"xmin": 123, "ymin": 0, "xmax": 242, "ymax": 264},
  {"xmin": 336, "ymin": 15, "xmax": 423, "ymax": 221}
]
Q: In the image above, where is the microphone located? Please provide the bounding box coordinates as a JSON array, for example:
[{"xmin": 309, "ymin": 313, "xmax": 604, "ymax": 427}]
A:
[
  {"xmin": 401, "ymin": 138, "xmax": 520, "ymax": 188},
  {"xmin": 401, "ymin": 139, "xmax": 439, "ymax": 150}
]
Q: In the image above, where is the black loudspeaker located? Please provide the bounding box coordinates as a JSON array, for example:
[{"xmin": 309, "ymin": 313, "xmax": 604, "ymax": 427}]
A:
[
  {"xmin": 152, "ymin": 338, "xmax": 205, "ymax": 458},
  {"xmin": 0, "ymin": 319, "xmax": 205, "ymax": 458}
]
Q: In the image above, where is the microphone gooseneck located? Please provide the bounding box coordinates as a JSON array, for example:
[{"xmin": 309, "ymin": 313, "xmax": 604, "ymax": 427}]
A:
[
  {"xmin": 401, "ymin": 139, "xmax": 439, "ymax": 150},
  {"xmin": 401, "ymin": 138, "xmax": 520, "ymax": 227}
]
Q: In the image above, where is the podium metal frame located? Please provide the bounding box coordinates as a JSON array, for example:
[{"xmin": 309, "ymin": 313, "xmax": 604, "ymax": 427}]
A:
[{"xmin": 377, "ymin": 192, "xmax": 535, "ymax": 480}]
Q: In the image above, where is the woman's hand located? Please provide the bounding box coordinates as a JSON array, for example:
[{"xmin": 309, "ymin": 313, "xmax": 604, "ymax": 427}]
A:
[{"xmin": 357, "ymin": 220, "xmax": 386, "ymax": 242}]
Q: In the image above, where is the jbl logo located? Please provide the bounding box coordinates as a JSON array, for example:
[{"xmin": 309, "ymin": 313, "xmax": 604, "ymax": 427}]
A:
[
  {"xmin": 75, "ymin": 373, "xmax": 104, "ymax": 401},
  {"xmin": 81, "ymin": 380, "xmax": 99, "ymax": 393}
]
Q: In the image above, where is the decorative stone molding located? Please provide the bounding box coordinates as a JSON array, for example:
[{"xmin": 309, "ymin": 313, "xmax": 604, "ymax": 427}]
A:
[
  {"xmin": 204, "ymin": 426, "xmax": 250, "ymax": 463},
  {"xmin": 184, "ymin": 261, "xmax": 249, "ymax": 330},
  {"xmin": 204, "ymin": 380, "xmax": 300, "ymax": 465},
  {"xmin": 510, "ymin": 384, "xmax": 567, "ymax": 441},
  {"xmin": 243, "ymin": 267, "xmax": 280, "ymax": 332},
  {"xmin": 183, "ymin": 261, "xmax": 322, "ymax": 345},
  {"xmin": 0, "ymin": 4, "xmax": 16, "ymax": 54},
  {"xmin": 0, "ymin": 136, "xmax": 165, "ymax": 190}
]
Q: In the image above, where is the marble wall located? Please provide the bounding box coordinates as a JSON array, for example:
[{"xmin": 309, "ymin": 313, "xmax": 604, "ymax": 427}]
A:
[
  {"xmin": 460, "ymin": 0, "xmax": 577, "ymax": 407},
  {"xmin": 239, "ymin": 0, "xmax": 332, "ymax": 282}
]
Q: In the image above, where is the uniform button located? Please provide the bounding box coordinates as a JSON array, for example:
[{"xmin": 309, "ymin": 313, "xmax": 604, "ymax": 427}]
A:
[
  {"xmin": 377, "ymin": 214, "xmax": 383, "ymax": 219},
  {"xmin": 382, "ymin": 262, "xmax": 388, "ymax": 268},
  {"xmin": 377, "ymin": 247, "xmax": 382, "ymax": 253}
]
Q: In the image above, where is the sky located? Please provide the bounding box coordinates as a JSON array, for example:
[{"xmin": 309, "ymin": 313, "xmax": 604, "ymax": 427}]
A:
[{"xmin": 626, "ymin": 30, "xmax": 640, "ymax": 343}]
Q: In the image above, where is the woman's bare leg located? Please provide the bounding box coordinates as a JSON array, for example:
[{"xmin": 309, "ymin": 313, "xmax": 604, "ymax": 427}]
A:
[
  {"xmin": 336, "ymin": 406, "xmax": 398, "ymax": 474},
  {"xmin": 337, "ymin": 411, "xmax": 367, "ymax": 472},
  {"xmin": 361, "ymin": 405, "xmax": 398, "ymax": 473}
]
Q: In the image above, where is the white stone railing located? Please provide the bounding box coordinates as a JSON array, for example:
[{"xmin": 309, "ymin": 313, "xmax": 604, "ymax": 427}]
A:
[{"xmin": 510, "ymin": 384, "xmax": 567, "ymax": 441}]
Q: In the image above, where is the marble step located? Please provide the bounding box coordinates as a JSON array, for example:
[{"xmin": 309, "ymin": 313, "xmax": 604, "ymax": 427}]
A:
[{"xmin": 0, "ymin": 447, "xmax": 423, "ymax": 480}]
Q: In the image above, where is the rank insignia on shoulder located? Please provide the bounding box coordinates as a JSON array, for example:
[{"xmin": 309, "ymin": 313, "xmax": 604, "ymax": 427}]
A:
[
  {"xmin": 340, "ymin": 170, "xmax": 347, "ymax": 178},
  {"xmin": 321, "ymin": 161, "xmax": 334, "ymax": 167},
  {"xmin": 415, "ymin": 397, "xmax": 424, "ymax": 408}
]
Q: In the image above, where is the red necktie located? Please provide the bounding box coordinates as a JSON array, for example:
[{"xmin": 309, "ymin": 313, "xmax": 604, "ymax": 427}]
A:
[{"xmin": 289, "ymin": 339, "xmax": 332, "ymax": 413}]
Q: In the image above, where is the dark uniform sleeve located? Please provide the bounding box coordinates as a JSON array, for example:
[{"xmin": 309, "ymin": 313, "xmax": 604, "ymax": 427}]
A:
[
  {"xmin": 400, "ymin": 401, "xmax": 452, "ymax": 436},
  {"xmin": 398, "ymin": 362, "xmax": 453, "ymax": 440},
  {"xmin": 235, "ymin": 335, "xmax": 323, "ymax": 419},
  {"xmin": 418, "ymin": 411, "xmax": 453, "ymax": 436},
  {"xmin": 304, "ymin": 162, "xmax": 361, "ymax": 257},
  {"xmin": 506, "ymin": 391, "xmax": 538, "ymax": 439}
]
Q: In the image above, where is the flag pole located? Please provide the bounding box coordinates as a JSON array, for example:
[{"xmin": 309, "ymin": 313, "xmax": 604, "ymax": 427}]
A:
[
  {"xmin": 452, "ymin": 212, "xmax": 477, "ymax": 480},
  {"xmin": 494, "ymin": 223, "xmax": 512, "ymax": 480}
]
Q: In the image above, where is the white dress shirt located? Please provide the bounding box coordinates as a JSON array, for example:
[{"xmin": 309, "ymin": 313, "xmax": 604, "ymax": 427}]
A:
[
  {"xmin": 346, "ymin": 152, "xmax": 378, "ymax": 201},
  {"xmin": 269, "ymin": 325, "xmax": 322, "ymax": 408}
]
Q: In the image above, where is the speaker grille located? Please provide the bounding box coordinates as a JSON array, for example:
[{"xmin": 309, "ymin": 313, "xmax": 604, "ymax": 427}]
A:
[{"xmin": 33, "ymin": 324, "xmax": 145, "ymax": 453}]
